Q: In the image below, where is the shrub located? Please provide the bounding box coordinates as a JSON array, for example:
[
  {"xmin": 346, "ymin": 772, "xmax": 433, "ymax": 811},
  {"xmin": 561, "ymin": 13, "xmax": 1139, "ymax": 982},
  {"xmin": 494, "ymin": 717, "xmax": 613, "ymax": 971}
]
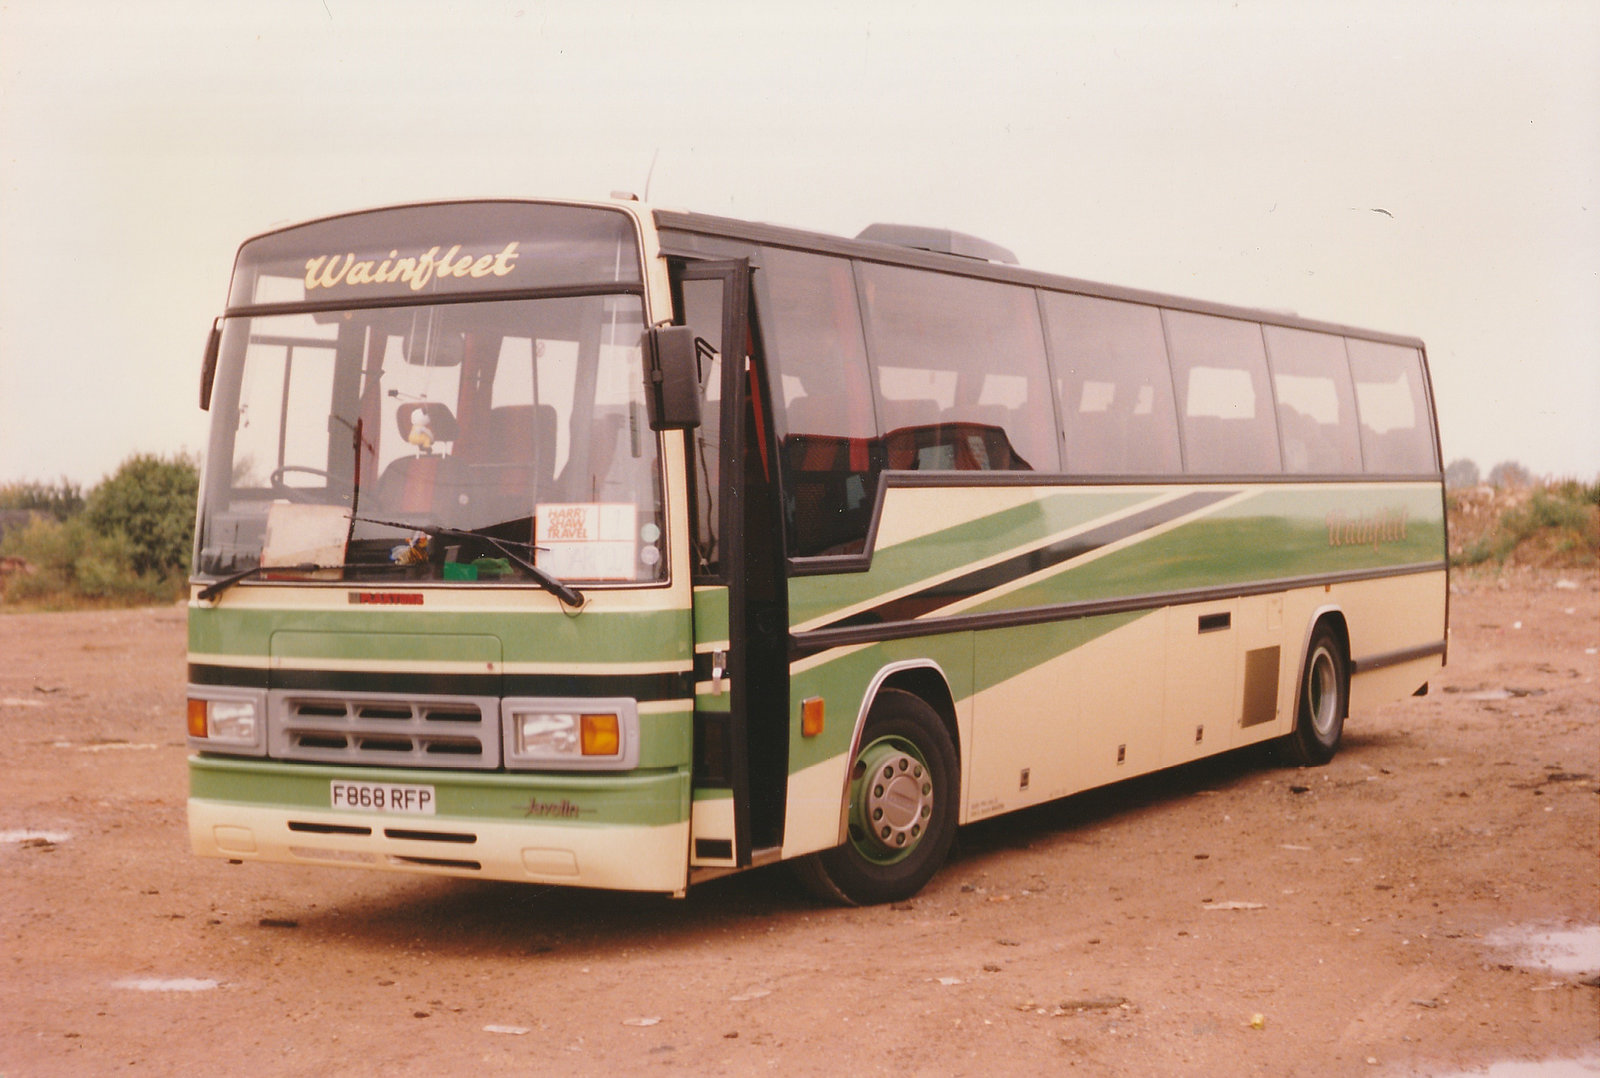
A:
[
  {"xmin": 1454, "ymin": 478, "xmax": 1600, "ymax": 568},
  {"xmin": 0, "ymin": 514, "xmax": 179, "ymax": 608},
  {"xmin": 1, "ymin": 453, "xmax": 199, "ymax": 608},
  {"xmin": 82, "ymin": 453, "xmax": 199, "ymax": 584},
  {"xmin": 0, "ymin": 478, "xmax": 84, "ymax": 522},
  {"xmin": 0, "ymin": 516, "xmax": 74, "ymax": 603}
]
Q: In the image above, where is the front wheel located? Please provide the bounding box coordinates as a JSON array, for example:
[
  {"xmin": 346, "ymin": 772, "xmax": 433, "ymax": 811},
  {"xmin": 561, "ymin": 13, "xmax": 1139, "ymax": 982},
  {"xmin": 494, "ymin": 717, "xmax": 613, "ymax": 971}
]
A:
[
  {"xmin": 792, "ymin": 689, "xmax": 958, "ymax": 906},
  {"xmin": 1280, "ymin": 624, "xmax": 1348, "ymax": 767}
]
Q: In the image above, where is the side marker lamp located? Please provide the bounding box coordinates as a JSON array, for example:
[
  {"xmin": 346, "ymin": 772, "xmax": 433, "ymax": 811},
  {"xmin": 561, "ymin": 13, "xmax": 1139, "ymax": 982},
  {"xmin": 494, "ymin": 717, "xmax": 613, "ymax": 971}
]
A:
[{"xmin": 801, "ymin": 696, "xmax": 825, "ymax": 738}]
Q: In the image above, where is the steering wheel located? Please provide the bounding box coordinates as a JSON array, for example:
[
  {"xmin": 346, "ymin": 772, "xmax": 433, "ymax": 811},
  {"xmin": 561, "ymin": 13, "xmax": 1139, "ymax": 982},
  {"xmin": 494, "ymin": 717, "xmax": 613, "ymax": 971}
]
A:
[{"xmin": 269, "ymin": 465, "xmax": 353, "ymax": 502}]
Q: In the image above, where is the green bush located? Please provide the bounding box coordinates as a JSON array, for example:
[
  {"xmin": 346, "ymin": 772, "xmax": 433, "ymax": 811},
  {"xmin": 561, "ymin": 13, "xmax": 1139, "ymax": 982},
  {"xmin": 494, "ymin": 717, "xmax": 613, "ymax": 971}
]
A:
[
  {"xmin": 0, "ymin": 515, "xmax": 173, "ymax": 607},
  {"xmin": 1, "ymin": 517, "xmax": 75, "ymax": 602},
  {"xmin": 0, "ymin": 478, "xmax": 84, "ymax": 521},
  {"xmin": 1547, "ymin": 477, "xmax": 1600, "ymax": 508},
  {"xmin": 1, "ymin": 452, "xmax": 198, "ymax": 607},
  {"xmin": 82, "ymin": 453, "xmax": 199, "ymax": 583}
]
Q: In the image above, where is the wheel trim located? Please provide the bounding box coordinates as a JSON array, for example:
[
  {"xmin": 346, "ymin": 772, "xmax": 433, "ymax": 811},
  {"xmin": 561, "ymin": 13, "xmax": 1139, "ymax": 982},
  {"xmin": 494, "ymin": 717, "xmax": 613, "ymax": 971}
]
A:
[
  {"xmin": 1306, "ymin": 647, "xmax": 1339, "ymax": 739},
  {"xmin": 847, "ymin": 736, "xmax": 934, "ymax": 865}
]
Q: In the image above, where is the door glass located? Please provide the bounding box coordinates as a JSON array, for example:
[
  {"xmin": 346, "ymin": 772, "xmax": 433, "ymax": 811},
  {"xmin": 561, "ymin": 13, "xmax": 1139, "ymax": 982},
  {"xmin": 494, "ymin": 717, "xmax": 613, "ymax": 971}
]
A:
[{"xmin": 680, "ymin": 278, "xmax": 725, "ymax": 576}]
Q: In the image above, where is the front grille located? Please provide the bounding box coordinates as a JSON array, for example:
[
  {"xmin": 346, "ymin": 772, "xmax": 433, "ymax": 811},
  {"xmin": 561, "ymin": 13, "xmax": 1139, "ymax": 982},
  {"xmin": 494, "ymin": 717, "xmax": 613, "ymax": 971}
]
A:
[{"xmin": 268, "ymin": 690, "xmax": 501, "ymax": 768}]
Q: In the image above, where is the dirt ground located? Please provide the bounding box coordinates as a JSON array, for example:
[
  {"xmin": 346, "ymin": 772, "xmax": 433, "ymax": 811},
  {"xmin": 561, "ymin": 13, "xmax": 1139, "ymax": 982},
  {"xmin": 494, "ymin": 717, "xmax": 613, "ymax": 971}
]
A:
[{"xmin": 2, "ymin": 570, "xmax": 1596, "ymax": 1077}]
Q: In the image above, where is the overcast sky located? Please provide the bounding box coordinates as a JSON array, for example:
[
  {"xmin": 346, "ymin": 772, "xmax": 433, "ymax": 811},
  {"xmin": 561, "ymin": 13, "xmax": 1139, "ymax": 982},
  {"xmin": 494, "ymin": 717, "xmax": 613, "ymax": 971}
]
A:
[{"xmin": 1, "ymin": 0, "xmax": 1596, "ymax": 487}]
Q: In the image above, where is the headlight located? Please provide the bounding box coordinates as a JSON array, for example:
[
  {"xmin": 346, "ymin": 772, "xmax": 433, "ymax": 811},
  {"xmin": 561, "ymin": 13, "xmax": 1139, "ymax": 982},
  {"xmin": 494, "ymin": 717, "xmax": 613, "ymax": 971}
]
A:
[
  {"xmin": 186, "ymin": 687, "xmax": 268, "ymax": 754},
  {"xmin": 207, "ymin": 700, "xmax": 260, "ymax": 741},
  {"xmin": 502, "ymin": 698, "xmax": 638, "ymax": 770}
]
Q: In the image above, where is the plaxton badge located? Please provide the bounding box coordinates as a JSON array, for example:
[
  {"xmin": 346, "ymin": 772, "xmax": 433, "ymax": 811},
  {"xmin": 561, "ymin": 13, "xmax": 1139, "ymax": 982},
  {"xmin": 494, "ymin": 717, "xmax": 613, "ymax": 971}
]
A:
[
  {"xmin": 349, "ymin": 591, "xmax": 424, "ymax": 605},
  {"xmin": 304, "ymin": 242, "xmax": 520, "ymax": 293}
]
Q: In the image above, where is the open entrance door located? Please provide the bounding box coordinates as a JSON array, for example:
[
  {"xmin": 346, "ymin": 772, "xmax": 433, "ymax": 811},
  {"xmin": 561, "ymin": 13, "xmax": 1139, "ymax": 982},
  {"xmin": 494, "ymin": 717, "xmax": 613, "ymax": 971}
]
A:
[{"xmin": 673, "ymin": 259, "xmax": 788, "ymax": 869}]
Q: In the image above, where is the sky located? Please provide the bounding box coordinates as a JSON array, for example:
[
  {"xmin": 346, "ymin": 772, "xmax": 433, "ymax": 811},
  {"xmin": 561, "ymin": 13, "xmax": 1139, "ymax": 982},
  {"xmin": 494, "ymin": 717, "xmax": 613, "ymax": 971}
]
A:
[{"xmin": 1, "ymin": 0, "xmax": 1596, "ymax": 488}]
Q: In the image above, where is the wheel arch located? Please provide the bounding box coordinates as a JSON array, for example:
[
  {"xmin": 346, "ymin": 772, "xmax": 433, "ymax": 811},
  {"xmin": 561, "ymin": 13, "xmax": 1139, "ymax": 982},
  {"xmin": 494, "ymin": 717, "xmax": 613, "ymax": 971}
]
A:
[
  {"xmin": 833, "ymin": 660, "xmax": 959, "ymax": 846},
  {"xmin": 1294, "ymin": 604, "xmax": 1350, "ymax": 720}
]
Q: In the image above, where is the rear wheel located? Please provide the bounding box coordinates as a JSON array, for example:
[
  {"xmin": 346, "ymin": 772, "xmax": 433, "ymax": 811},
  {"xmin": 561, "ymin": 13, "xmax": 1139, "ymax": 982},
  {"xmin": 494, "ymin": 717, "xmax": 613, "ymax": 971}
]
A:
[
  {"xmin": 1281, "ymin": 624, "xmax": 1348, "ymax": 766},
  {"xmin": 791, "ymin": 689, "xmax": 958, "ymax": 906}
]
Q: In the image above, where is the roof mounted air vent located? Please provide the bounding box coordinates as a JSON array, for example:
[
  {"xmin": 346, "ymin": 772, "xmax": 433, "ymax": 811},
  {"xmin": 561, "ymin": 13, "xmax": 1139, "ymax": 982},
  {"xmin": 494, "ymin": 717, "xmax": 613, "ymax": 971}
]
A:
[{"xmin": 855, "ymin": 223, "xmax": 1018, "ymax": 265}]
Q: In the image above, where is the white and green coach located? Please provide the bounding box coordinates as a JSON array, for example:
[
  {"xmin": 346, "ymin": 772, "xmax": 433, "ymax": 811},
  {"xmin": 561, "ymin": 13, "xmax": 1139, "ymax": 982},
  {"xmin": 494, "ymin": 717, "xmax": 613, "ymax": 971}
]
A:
[{"xmin": 187, "ymin": 198, "xmax": 1446, "ymax": 904}]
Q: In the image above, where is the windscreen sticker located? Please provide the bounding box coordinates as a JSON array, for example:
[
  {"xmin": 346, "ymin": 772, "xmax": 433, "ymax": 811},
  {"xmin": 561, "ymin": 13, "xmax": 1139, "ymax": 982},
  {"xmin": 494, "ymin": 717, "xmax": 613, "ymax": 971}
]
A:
[
  {"xmin": 536, "ymin": 503, "xmax": 637, "ymax": 581},
  {"xmin": 261, "ymin": 502, "xmax": 350, "ymax": 569}
]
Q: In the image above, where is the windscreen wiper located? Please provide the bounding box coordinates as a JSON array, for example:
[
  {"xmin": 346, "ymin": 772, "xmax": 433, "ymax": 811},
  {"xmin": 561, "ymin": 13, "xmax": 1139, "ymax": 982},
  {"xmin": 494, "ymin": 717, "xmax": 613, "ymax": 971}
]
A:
[
  {"xmin": 351, "ymin": 515, "xmax": 585, "ymax": 609},
  {"xmin": 195, "ymin": 561, "xmax": 396, "ymax": 602}
]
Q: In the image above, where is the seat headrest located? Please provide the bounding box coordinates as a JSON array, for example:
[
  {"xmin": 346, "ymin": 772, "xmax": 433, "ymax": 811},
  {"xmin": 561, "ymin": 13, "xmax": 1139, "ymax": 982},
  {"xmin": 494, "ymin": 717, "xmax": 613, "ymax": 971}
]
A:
[{"xmin": 396, "ymin": 401, "xmax": 459, "ymax": 444}]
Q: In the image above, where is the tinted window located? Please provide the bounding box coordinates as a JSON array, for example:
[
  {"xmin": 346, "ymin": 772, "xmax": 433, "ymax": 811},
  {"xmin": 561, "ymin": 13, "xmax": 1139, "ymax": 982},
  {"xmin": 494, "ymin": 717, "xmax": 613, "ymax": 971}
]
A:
[
  {"xmin": 1345, "ymin": 339, "xmax": 1437, "ymax": 474},
  {"xmin": 1041, "ymin": 292, "xmax": 1182, "ymax": 475},
  {"xmin": 1163, "ymin": 310, "xmax": 1281, "ymax": 475},
  {"xmin": 759, "ymin": 247, "xmax": 878, "ymax": 557},
  {"xmin": 1262, "ymin": 325, "xmax": 1363, "ymax": 474},
  {"xmin": 760, "ymin": 248, "xmax": 876, "ymax": 440},
  {"xmin": 857, "ymin": 263, "xmax": 1058, "ymax": 472}
]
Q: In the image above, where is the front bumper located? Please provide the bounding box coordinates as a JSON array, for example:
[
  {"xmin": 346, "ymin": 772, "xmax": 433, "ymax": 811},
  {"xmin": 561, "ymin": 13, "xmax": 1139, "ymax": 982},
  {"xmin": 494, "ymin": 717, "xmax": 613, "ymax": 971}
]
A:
[{"xmin": 188, "ymin": 756, "xmax": 692, "ymax": 893}]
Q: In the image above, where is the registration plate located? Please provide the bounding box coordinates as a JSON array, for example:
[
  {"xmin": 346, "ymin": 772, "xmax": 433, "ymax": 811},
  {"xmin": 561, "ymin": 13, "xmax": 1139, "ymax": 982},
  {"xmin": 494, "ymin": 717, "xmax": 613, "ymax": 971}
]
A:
[{"xmin": 330, "ymin": 780, "xmax": 436, "ymax": 815}]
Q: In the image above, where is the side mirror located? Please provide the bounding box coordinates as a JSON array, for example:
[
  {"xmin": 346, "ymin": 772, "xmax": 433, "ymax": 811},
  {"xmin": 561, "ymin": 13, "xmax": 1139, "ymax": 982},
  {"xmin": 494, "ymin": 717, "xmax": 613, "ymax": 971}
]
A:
[
  {"xmin": 199, "ymin": 318, "xmax": 222, "ymax": 411},
  {"xmin": 643, "ymin": 324, "xmax": 702, "ymax": 431}
]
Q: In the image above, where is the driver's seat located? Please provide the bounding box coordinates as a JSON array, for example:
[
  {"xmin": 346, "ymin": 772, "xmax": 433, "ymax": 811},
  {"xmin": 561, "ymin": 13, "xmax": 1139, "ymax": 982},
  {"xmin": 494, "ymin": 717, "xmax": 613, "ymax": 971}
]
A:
[{"xmin": 374, "ymin": 403, "xmax": 461, "ymax": 514}]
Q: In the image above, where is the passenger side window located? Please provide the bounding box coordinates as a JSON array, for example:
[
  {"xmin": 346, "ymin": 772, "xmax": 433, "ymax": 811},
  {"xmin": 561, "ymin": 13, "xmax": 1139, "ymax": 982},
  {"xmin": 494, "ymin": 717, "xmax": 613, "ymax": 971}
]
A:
[
  {"xmin": 1261, "ymin": 325, "xmax": 1363, "ymax": 474},
  {"xmin": 1040, "ymin": 292, "xmax": 1182, "ymax": 474},
  {"xmin": 857, "ymin": 263, "xmax": 1059, "ymax": 472},
  {"xmin": 1345, "ymin": 339, "xmax": 1438, "ymax": 474},
  {"xmin": 759, "ymin": 247, "xmax": 879, "ymax": 557},
  {"xmin": 1163, "ymin": 310, "xmax": 1281, "ymax": 475}
]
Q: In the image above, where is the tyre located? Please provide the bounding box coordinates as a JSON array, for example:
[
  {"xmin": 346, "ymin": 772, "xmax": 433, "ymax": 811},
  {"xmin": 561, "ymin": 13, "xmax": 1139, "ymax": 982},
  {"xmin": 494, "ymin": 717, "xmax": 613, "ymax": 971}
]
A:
[
  {"xmin": 791, "ymin": 689, "xmax": 958, "ymax": 906},
  {"xmin": 1281, "ymin": 623, "xmax": 1348, "ymax": 767}
]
